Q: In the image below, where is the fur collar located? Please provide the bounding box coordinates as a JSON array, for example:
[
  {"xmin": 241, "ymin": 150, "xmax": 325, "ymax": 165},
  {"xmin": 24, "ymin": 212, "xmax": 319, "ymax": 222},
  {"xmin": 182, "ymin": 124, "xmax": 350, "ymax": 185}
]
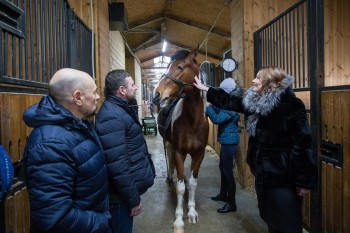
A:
[
  {"xmin": 242, "ymin": 75, "xmax": 293, "ymax": 136},
  {"xmin": 229, "ymin": 84, "xmax": 244, "ymax": 98}
]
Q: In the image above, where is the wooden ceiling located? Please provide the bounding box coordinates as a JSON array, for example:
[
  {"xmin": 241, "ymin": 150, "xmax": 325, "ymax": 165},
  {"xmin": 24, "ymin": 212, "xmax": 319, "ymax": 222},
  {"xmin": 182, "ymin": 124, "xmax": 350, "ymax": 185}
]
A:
[{"xmin": 111, "ymin": 0, "xmax": 232, "ymax": 86}]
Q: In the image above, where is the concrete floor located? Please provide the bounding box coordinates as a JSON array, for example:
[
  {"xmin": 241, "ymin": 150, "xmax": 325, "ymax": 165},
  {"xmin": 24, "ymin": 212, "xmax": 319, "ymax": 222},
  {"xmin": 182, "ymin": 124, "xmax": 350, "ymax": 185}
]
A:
[{"xmin": 133, "ymin": 131, "xmax": 269, "ymax": 233}]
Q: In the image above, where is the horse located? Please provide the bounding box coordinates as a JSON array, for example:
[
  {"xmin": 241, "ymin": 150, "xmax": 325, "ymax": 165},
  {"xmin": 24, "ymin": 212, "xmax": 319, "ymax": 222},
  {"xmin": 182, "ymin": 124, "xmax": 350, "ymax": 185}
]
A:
[{"xmin": 152, "ymin": 46, "xmax": 209, "ymax": 233}]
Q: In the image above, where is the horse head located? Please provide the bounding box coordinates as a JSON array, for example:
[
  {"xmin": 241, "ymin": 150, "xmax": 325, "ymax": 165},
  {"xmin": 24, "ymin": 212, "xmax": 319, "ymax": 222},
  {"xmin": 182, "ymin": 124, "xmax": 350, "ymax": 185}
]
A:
[{"xmin": 153, "ymin": 46, "xmax": 200, "ymax": 109}]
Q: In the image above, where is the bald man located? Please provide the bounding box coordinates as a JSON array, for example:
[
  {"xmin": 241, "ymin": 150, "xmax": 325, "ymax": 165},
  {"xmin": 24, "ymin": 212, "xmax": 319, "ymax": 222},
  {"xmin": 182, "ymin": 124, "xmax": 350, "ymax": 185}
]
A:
[{"xmin": 23, "ymin": 68, "xmax": 111, "ymax": 233}]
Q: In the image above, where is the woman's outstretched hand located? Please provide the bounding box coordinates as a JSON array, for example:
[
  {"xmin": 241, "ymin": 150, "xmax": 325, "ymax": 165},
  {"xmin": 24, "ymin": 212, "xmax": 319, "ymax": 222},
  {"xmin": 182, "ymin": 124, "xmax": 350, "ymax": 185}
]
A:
[{"xmin": 194, "ymin": 76, "xmax": 209, "ymax": 92}]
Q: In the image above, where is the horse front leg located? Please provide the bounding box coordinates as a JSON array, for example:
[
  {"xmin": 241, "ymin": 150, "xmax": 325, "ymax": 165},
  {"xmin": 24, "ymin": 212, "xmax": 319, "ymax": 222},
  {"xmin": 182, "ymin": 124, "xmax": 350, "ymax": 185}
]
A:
[
  {"xmin": 173, "ymin": 179, "xmax": 185, "ymax": 233},
  {"xmin": 187, "ymin": 150, "xmax": 205, "ymax": 224},
  {"xmin": 187, "ymin": 172, "xmax": 198, "ymax": 223},
  {"xmin": 173, "ymin": 153, "xmax": 185, "ymax": 233}
]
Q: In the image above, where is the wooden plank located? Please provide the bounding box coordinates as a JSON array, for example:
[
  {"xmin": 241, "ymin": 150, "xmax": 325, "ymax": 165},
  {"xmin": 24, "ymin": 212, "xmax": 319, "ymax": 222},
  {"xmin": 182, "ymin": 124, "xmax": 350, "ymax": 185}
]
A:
[
  {"xmin": 333, "ymin": 166, "xmax": 343, "ymax": 233},
  {"xmin": 325, "ymin": 162, "xmax": 334, "ymax": 233},
  {"xmin": 9, "ymin": 95, "xmax": 21, "ymax": 162},
  {"xmin": 321, "ymin": 161, "xmax": 327, "ymax": 231},
  {"xmin": 0, "ymin": 93, "xmax": 42, "ymax": 162},
  {"xmin": 4, "ymin": 195, "xmax": 16, "ymax": 233},
  {"xmin": 14, "ymin": 191, "xmax": 24, "ymax": 233},
  {"xmin": 333, "ymin": 92, "xmax": 343, "ymax": 144},
  {"xmin": 0, "ymin": 94, "xmax": 12, "ymax": 159},
  {"xmin": 302, "ymin": 191, "xmax": 311, "ymax": 227},
  {"xmin": 322, "ymin": 92, "xmax": 334, "ymax": 140},
  {"xmin": 19, "ymin": 187, "xmax": 30, "ymax": 233},
  {"xmin": 340, "ymin": 91, "xmax": 350, "ymax": 233}
]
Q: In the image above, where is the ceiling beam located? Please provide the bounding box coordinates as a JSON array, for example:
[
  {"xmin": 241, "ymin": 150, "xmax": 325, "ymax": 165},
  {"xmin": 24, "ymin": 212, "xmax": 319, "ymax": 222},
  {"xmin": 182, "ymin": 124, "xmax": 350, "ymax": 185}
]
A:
[
  {"xmin": 125, "ymin": 14, "xmax": 164, "ymax": 31},
  {"xmin": 132, "ymin": 33, "xmax": 160, "ymax": 52},
  {"xmin": 126, "ymin": 15, "xmax": 230, "ymax": 39},
  {"xmin": 132, "ymin": 39, "xmax": 161, "ymax": 53},
  {"xmin": 140, "ymin": 52, "xmax": 174, "ymax": 63},
  {"xmin": 139, "ymin": 41, "xmax": 222, "ymax": 63},
  {"xmin": 165, "ymin": 16, "xmax": 231, "ymax": 39},
  {"xmin": 165, "ymin": 40, "xmax": 223, "ymax": 61},
  {"xmin": 125, "ymin": 28, "xmax": 160, "ymax": 34}
]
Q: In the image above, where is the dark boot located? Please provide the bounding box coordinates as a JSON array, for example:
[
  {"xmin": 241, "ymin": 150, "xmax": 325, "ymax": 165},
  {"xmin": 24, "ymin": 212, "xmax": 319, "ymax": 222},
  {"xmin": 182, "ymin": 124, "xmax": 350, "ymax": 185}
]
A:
[
  {"xmin": 211, "ymin": 192, "xmax": 228, "ymax": 202},
  {"xmin": 217, "ymin": 181, "xmax": 236, "ymax": 213},
  {"xmin": 211, "ymin": 172, "xmax": 228, "ymax": 202}
]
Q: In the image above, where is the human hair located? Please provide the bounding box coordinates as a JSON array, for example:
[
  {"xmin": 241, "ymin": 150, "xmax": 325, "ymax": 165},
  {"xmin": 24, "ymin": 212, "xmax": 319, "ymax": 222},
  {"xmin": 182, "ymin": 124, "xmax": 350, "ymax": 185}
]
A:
[
  {"xmin": 257, "ymin": 66, "xmax": 289, "ymax": 94},
  {"xmin": 104, "ymin": 69, "xmax": 131, "ymax": 97}
]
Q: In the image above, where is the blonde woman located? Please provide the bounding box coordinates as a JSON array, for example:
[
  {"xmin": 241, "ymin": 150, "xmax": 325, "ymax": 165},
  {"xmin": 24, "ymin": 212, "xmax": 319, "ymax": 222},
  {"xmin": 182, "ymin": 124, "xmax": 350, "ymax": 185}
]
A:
[{"xmin": 194, "ymin": 67, "xmax": 317, "ymax": 233}]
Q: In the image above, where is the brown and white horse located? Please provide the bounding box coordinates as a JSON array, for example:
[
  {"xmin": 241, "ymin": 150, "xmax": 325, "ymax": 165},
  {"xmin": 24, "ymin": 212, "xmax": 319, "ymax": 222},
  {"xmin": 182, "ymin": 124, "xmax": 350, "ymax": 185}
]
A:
[{"xmin": 153, "ymin": 47, "xmax": 209, "ymax": 233}]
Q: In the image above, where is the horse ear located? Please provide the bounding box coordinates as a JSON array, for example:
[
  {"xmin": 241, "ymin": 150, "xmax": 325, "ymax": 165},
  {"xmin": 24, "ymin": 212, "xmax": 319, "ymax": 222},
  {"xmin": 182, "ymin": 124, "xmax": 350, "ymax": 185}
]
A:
[
  {"xmin": 195, "ymin": 44, "xmax": 199, "ymax": 56},
  {"xmin": 186, "ymin": 46, "xmax": 199, "ymax": 63}
]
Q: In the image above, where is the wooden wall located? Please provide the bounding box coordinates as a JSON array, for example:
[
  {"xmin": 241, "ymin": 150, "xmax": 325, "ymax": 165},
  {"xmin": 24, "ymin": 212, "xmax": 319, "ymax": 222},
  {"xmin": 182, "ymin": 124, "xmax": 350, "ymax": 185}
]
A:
[
  {"xmin": 1, "ymin": 1, "xmax": 112, "ymax": 232},
  {"xmin": 69, "ymin": 0, "xmax": 111, "ymax": 96},
  {"xmin": 0, "ymin": 93, "xmax": 43, "ymax": 233},
  {"xmin": 324, "ymin": 0, "xmax": 350, "ymax": 86},
  {"xmin": 126, "ymin": 57, "xmax": 143, "ymax": 120},
  {"xmin": 321, "ymin": 90, "xmax": 350, "ymax": 233},
  {"xmin": 229, "ymin": 0, "xmax": 350, "ymax": 231},
  {"xmin": 322, "ymin": 10, "xmax": 350, "ymax": 233},
  {"xmin": 110, "ymin": 31, "xmax": 126, "ymax": 70}
]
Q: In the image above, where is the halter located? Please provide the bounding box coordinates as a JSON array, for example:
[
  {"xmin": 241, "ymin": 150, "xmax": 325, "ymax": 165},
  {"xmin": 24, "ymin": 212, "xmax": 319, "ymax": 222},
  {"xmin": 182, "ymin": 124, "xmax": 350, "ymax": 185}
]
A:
[
  {"xmin": 162, "ymin": 74, "xmax": 196, "ymax": 87},
  {"xmin": 163, "ymin": 73, "xmax": 199, "ymax": 99},
  {"xmin": 160, "ymin": 60, "xmax": 207, "ymax": 99}
]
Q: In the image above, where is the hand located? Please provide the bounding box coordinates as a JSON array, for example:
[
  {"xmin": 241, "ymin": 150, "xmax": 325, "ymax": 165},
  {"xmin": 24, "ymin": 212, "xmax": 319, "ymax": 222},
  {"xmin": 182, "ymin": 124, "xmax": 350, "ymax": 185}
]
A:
[
  {"xmin": 193, "ymin": 76, "xmax": 209, "ymax": 91},
  {"xmin": 130, "ymin": 203, "xmax": 142, "ymax": 216},
  {"xmin": 296, "ymin": 187, "xmax": 310, "ymax": 196}
]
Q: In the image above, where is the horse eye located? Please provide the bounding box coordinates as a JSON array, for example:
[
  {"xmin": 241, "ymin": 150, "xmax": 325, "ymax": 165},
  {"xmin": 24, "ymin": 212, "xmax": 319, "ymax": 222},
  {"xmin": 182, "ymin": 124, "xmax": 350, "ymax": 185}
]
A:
[{"xmin": 177, "ymin": 65, "xmax": 184, "ymax": 71}]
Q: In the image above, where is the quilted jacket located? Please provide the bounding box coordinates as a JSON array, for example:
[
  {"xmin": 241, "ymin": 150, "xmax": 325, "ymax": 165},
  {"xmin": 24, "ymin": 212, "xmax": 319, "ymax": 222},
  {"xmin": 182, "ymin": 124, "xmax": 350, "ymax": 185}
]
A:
[
  {"xmin": 95, "ymin": 96, "xmax": 155, "ymax": 209},
  {"xmin": 23, "ymin": 96, "xmax": 110, "ymax": 233}
]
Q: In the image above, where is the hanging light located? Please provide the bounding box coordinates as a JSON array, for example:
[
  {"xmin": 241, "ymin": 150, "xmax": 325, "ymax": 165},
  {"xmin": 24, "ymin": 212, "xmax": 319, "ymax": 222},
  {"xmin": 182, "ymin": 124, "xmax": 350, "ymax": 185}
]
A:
[{"xmin": 162, "ymin": 40, "xmax": 167, "ymax": 52}]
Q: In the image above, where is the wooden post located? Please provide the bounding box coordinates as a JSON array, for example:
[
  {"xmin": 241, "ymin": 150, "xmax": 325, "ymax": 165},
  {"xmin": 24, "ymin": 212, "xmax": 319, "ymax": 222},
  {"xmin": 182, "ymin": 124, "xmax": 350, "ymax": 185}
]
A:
[{"xmin": 307, "ymin": 0, "xmax": 324, "ymax": 232}]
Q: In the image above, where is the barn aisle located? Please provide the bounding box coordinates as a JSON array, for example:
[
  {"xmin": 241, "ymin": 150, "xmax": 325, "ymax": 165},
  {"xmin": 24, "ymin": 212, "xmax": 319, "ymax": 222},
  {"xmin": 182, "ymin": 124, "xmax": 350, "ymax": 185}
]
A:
[{"xmin": 133, "ymin": 131, "xmax": 268, "ymax": 233}]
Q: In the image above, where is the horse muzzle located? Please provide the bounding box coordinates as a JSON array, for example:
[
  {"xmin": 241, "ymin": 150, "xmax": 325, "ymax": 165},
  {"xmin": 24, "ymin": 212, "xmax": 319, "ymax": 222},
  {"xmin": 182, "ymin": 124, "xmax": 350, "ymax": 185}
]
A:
[
  {"xmin": 152, "ymin": 92, "xmax": 161, "ymax": 105},
  {"xmin": 153, "ymin": 92, "xmax": 170, "ymax": 109}
]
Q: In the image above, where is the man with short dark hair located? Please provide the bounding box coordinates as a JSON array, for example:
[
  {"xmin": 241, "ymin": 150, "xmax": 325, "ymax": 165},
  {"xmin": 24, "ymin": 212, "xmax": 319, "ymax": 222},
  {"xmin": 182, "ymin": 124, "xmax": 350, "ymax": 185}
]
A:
[
  {"xmin": 23, "ymin": 68, "xmax": 111, "ymax": 233},
  {"xmin": 96, "ymin": 69, "xmax": 155, "ymax": 233}
]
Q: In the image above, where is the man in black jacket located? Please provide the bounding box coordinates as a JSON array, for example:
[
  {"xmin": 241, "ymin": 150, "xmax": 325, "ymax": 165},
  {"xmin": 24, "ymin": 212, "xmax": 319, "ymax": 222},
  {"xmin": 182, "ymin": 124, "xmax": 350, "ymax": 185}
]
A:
[{"xmin": 96, "ymin": 69, "xmax": 155, "ymax": 233}]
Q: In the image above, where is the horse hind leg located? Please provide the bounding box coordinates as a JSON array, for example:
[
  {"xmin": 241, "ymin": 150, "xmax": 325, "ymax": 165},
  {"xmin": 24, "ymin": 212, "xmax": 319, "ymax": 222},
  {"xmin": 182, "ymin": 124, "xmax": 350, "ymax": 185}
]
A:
[
  {"xmin": 173, "ymin": 180, "xmax": 185, "ymax": 233},
  {"xmin": 187, "ymin": 172, "xmax": 198, "ymax": 224},
  {"xmin": 165, "ymin": 142, "xmax": 175, "ymax": 183}
]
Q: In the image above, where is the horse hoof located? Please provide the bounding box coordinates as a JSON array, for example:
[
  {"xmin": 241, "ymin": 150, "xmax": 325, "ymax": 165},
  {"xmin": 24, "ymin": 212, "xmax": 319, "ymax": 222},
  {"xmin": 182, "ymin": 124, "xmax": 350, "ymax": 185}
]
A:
[
  {"xmin": 188, "ymin": 217, "xmax": 198, "ymax": 224},
  {"xmin": 173, "ymin": 227, "xmax": 184, "ymax": 233}
]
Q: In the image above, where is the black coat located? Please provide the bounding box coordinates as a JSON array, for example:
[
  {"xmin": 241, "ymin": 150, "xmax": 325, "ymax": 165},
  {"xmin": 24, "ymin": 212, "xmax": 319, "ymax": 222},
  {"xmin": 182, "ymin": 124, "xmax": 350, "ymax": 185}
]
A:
[
  {"xmin": 95, "ymin": 96, "xmax": 155, "ymax": 209},
  {"xmin": 206, "ymin": 81, "xmax": 317, "ymax": 231},
  {"xmin": 207, "ymin": 86, "xmax": 317, "ymax": 191}
]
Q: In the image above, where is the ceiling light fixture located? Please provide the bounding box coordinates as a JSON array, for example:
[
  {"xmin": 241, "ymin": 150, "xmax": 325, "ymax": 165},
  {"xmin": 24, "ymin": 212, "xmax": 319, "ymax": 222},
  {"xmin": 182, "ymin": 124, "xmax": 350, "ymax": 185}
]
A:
[{"xmin": 162, "ymin": 40, "xmax": 167, "ymax": 52}]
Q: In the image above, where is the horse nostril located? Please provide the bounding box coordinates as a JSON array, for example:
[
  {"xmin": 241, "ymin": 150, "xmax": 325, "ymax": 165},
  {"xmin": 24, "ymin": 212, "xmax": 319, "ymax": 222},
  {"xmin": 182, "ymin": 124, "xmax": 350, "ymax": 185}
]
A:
[{"xmin": 153, "ymin": 92, "xmax": 160, "ymax": 104}]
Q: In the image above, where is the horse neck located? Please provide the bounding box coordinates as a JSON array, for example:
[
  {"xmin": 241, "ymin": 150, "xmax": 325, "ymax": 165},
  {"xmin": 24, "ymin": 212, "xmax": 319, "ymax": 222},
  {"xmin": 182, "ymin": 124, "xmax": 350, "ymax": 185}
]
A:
[{"xmin": 181, "ymin": 92, "xmax": 206, "ymax": 122}]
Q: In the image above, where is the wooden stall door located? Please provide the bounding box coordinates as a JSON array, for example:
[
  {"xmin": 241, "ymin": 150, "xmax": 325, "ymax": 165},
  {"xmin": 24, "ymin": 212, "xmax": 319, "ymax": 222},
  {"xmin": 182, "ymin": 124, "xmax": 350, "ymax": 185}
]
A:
[
  {"xmin": 0, "ymin": 93, "xmax": 43, "ymax": 233},
  {"xmin": 321, "ymin": 90, "xmax": 350, "ymax": 233}
]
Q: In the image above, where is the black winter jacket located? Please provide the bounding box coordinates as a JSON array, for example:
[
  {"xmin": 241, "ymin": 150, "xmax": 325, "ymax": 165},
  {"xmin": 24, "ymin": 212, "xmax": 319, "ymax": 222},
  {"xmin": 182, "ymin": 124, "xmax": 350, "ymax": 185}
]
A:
[
  {"xmin": 96, "ymin": 96, "xmax": 155, "ymax": 208},
  {"xmin": 206, "ymin": 82, "xmax": 317, "ymax": 192},
  {"xmin": 23, "ymin": 96, "xmax": 110, "ymax": 233}
]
